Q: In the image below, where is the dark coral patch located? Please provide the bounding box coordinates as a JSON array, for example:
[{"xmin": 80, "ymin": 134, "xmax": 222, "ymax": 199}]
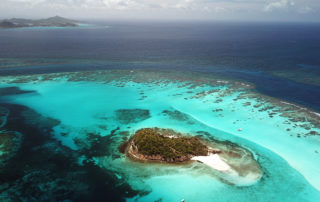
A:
[
  {"xmin": 115, "ymin": 109, "xmax": 150, "ymax": 124},
  {"xmin": 0, "ymin": 131, "xmax": 22, "ymax": 166},
  {"xmin": 0, "ymin": 104, "xmax": 141, "ymax": 201},
  {"xmin": 0, "ymin": 107, "xmax": 9, "ymax": 128},
  {"xmin": 0, "ymin": 86, "xmax": 35, "ymax": 96},
  {"xmin": 162, "ymin": 109, "xmax": 194, "ymax": 124},
  {"xmin": 77, "ymin": 127, "xmax": 120, "ymax": 158}
]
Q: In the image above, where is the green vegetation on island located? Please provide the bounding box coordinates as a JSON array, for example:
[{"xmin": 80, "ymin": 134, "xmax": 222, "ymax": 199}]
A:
[{"xmin": 124, "ymin": 128, "xmax": 208, "ymax": 162}]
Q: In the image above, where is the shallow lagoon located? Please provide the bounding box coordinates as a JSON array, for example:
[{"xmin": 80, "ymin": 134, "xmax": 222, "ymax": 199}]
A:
[{"xmin": 0, "ymin": 69, "xmax": 320, "ymax": 201}]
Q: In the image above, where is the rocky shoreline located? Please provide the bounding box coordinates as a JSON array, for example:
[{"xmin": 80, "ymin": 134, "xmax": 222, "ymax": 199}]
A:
[{"xmin": 121, "ymin": 128, "xmax": 262, "ymax": 186}]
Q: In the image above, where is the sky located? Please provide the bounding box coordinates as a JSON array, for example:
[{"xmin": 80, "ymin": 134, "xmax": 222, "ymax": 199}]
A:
[{"xmin": 0, "ymin": 0, "xmax": 319, "ymax": 22}]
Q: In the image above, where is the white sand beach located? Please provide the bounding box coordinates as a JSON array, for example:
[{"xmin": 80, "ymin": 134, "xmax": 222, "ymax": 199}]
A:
[
  {"xmin": 192, "ymin": 153, "xmax": 262, "ymax": 186},
  {"xmin": 191, "ymin": 154, "xmax": 231, "ymax": 171}
]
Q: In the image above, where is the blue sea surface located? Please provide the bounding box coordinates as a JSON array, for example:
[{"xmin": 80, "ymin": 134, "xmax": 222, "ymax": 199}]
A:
[
  {"xmin": 0, "ymin": 21, "xmax": 320, "ymax": 201},
  {"xmin": 0, "ymin": 21, "xmax": 319, "ymax": 110}
]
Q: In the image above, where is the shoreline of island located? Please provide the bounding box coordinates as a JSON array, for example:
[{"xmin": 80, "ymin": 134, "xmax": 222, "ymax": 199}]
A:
[
  {"xmin": 120, "ymin": 128, "xmax": 262, "ymax": 186},
  {"xmin": 0, "ymin": 16, "xmax": 83, "ymax": 29}
]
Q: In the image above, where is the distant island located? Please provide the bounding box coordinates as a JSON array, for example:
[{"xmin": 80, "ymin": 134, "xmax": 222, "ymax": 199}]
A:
[{"xmin": 0, "ymin": 16, "xmax": 82, "ymax": 28}]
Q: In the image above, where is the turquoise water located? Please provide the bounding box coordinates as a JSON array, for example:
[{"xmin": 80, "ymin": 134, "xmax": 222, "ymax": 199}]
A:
[{"xmin": 1, "ymin": 70, "xmax": 320, "ymax": 201}]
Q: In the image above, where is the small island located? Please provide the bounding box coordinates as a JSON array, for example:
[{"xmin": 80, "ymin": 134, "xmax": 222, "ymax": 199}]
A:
[
  {"xmin": 125, "ymin": 128, "xmax": 212, "ymax": 163},
  {"xmin": 121, "ymin": 128, "xmax": 262, "ymax": 186},
  {"xmin": 0, "ymin": 16, "xmax": 82, "ymax": 28}
]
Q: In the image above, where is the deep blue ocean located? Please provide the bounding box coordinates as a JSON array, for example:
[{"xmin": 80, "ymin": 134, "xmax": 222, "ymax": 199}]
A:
[
  {"xmin": 0, "ymin": 21, "xmax": 319, "ymax": 111},
  {"xmin": 1, "ymin": 21, "xmax": 320, "ymax": 201}
]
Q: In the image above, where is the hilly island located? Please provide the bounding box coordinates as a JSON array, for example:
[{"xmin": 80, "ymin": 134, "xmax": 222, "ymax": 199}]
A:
[{"xmin": 0, "ymin": 16, "xmax": 81, "ymax": 28}]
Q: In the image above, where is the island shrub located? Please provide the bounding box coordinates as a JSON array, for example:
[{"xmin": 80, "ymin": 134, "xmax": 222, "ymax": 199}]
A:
[{"xmin": 132, "ymin": 128, "xmax": 208, "ymax": 160}]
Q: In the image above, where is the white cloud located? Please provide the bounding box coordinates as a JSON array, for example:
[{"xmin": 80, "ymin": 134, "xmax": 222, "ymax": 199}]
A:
[
  {"xmin": 298, "ymin": 6, "xmax": 312, "ymax": 14},
  {"xmin": 9, "ymin": 0, "xmax": 46, "ymax": 5},
  {"xmin": 174, "ymin": 0, "xmax": 195, "ymax": 10},
  {"xmin": 1, "ymin": 0, "xmax": 319, "ymax": 21},
  {"xmin": 102, "ymin": 0, "xmax": 144, "ymax": 10},
  {"xmin": 264, "ymin": 0, "xmax": 295, "ymax": 12},
  {"xmin": 10, "ymin": 0, "xmax": 42, "ymax": 2},
  {"xmin": 213, "ymin": 6, "xmax": 227, "ymax": 13}
]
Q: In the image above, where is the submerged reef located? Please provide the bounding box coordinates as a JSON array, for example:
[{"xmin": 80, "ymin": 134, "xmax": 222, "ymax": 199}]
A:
[
  {"xmin": 0, "ymin": 104, "xmax": 141, "ymax": 201},
  {"xmin": 115, "ymin": 109, "xmax": 151, "ymax": 124},
  {"xmin": 0, "ymin": 131, "xmax": 22, "ymax": 167},
  {"xmin": 0, "ymin": 69, "xmax": 319, "ymax": 200},
  {"xmin": 162, "ymin": 109, "xmax": 195, "ymax": 124},
  {"xmin": 0, "ymin": 106, "xmax": 9, "ymax": 128},
  {"xmin": 0, "ymin": 86, "xmax": 35, "ymax": 96}
]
